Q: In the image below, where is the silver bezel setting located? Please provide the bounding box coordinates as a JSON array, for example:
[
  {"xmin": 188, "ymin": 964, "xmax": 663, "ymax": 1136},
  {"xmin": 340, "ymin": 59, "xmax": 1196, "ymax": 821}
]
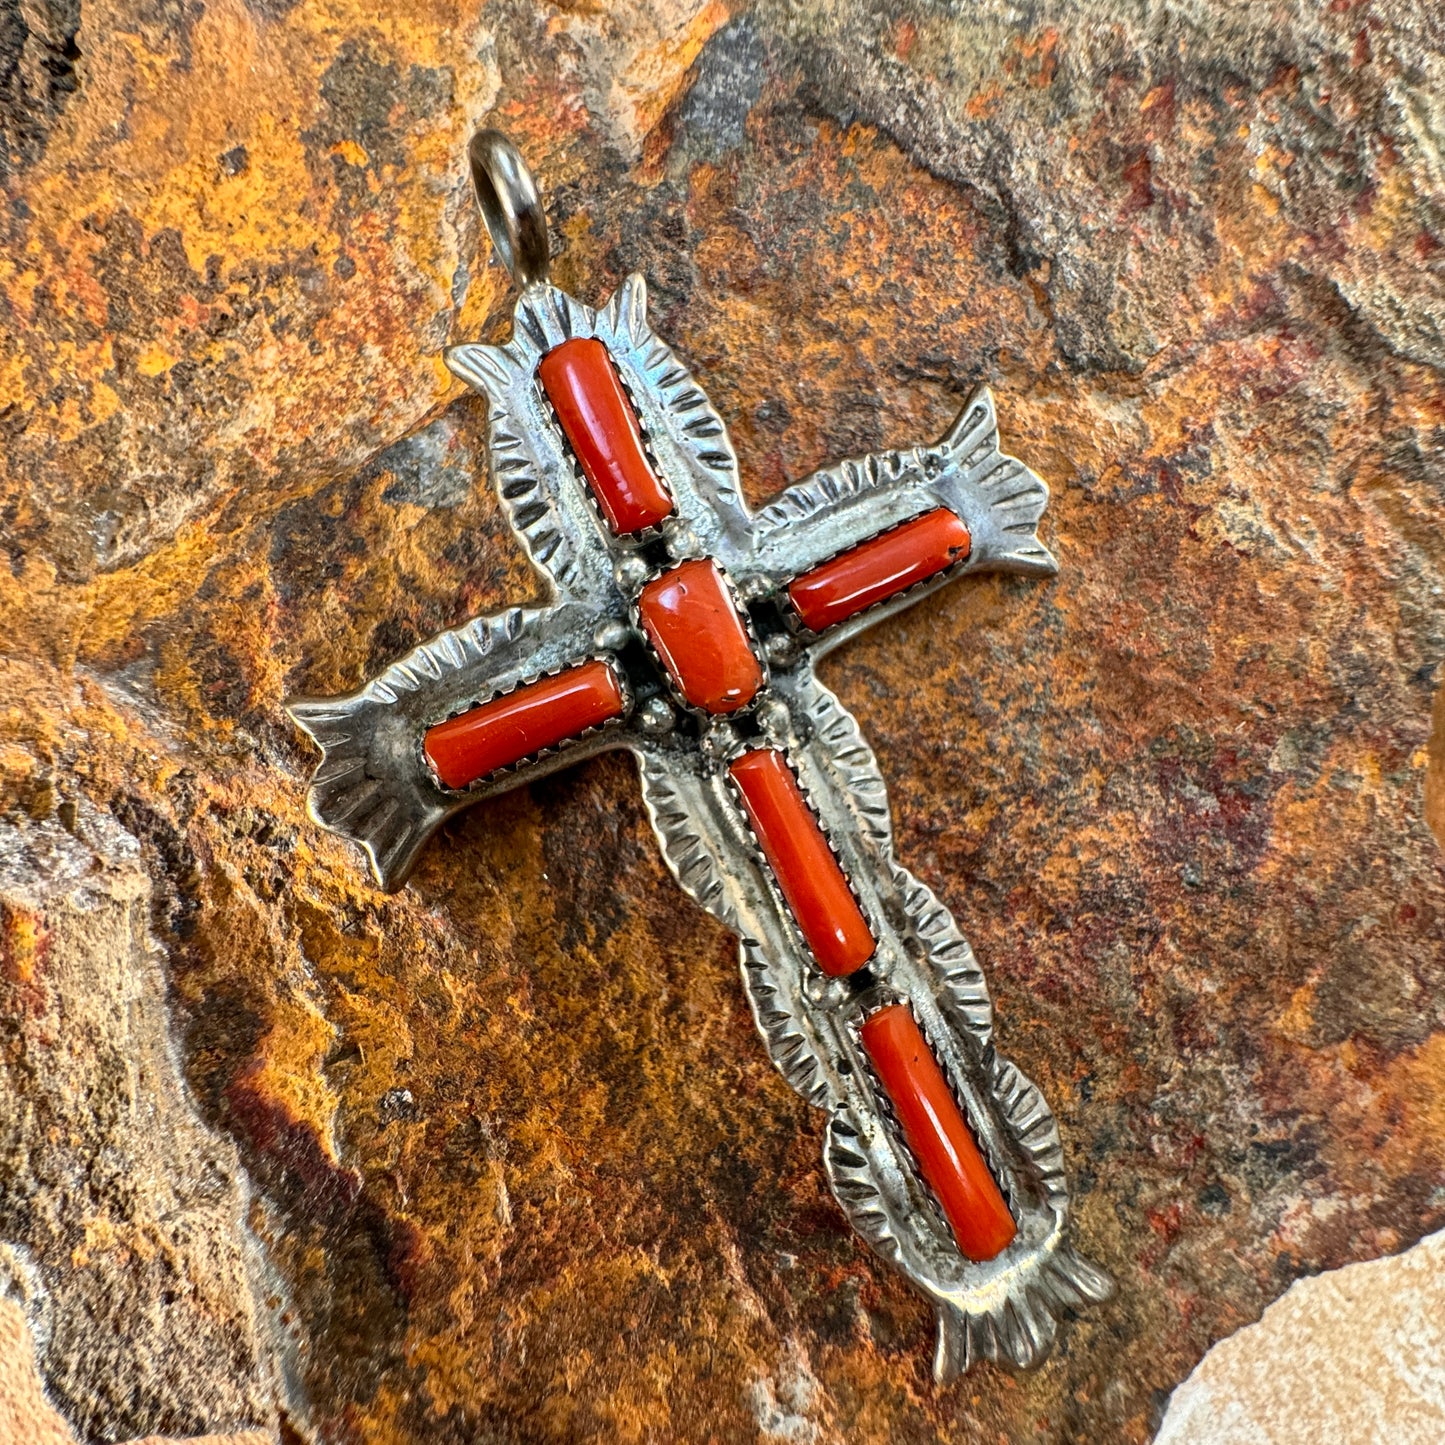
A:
[{"xmin": 286, "ymin": 273, "xmax": 1110, "ymax": 1380}]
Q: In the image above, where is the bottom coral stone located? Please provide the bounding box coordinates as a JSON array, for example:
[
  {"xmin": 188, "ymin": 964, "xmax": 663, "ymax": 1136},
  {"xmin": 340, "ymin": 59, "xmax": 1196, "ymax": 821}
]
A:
[
  {"xmin": 860, "ymin": 1004, "xmax": 1017, "ymax": 1262},
  {"xmin": 424, "ymin": 659, "xmax": 625, "ymax": 790},
  {"xmin": 728, "ymin": 748, "xmax": 875, "ymax": 977}
]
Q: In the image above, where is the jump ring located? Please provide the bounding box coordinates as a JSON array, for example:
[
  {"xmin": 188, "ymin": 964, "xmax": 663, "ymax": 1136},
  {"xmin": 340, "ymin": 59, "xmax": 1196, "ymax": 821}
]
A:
[{"xmin": 466, "ymin": 129, "xmax": 550, "ymax": 290}]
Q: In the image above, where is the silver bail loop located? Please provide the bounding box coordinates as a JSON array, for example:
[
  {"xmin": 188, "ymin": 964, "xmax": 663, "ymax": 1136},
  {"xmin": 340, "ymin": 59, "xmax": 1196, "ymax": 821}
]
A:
[{"xmin": 467, "ymin": 129, "xmax": 550, "ymax": 290}]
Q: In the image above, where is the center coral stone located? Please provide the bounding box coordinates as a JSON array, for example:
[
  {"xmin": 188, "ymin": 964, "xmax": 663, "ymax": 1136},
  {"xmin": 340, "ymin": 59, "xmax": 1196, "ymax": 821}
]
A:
[{"xmin": 637, "ymin": 558, "xmax": 763, "ymax": 714}]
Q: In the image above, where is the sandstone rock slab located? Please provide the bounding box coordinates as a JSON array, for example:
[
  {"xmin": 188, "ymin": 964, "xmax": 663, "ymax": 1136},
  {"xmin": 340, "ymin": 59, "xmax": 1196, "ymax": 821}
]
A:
[{"xmin": 1, "ymin": 0, "xmax": 1443, "ymax": 1440}]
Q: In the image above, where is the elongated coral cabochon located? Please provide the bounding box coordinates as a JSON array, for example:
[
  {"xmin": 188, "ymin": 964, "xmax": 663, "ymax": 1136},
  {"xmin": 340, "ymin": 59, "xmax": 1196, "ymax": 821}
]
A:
[
  {"xmin": 424, "ymin": 659, "xmax": 626, "ymax": 790},
  {"xmin": 539, "ymin": 337, "xmax": 675, "ymax": 535},
  {"xmin": 729, "ymin": 748, "xmax": 876, "ymax": 977},
  {"xmin": 860, "ymin": 1004, "xmax": 1017, "ymax": 1262}
]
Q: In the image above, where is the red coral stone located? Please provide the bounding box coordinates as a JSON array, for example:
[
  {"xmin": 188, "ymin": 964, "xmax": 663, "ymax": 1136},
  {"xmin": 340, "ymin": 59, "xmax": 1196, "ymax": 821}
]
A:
[
  {"xmin": 859, "ymin": 1004, "xmax": 1017, "ymax": 1261},
  {"xmin": 638, "ymin": 559, "xmax": 763, "ymax": 714},
  {"xmin": 538, "ymin": 337, "xmax": 674, "ymax": 535},
  {"xmin": 728, "ymin": 748, "xmax": 875, "ymax": 977},
  {"xmin": 787, "ymin": 508, "xmax": 972, "ymax": 632},
  {"xmin": 424, "ymin": 659, "xmax": 626, "ymax": 790}
]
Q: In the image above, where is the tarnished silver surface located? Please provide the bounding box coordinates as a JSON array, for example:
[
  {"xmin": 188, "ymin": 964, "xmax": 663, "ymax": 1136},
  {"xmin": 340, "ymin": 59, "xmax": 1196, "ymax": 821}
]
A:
[
  {"xmin": 467, "ymin": 129, "xmax": 550, "ymax": 290},
  {"xmin": 287, "ymin": 142, "xmax": 1110, "ymax": 1380}
]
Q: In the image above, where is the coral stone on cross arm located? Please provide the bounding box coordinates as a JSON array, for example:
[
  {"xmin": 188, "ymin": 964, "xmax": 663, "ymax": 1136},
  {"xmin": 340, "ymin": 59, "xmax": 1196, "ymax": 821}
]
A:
[
  {"xmin": 728, "ymin": 748, "xmax": 876, "ymax": 977},
  {"xmin": 538, "ymin": 337, "xmax": 675, "ymax": 534},
  {"xmin": 788, "ymin": 507, "xmax": 972, "ymax": 633},
  {"xmin": 860, "ymin": 1004, "xmax": 1017, "ymax": 1262},
  {"xmin": 423, "ymin": 659, "xmax": 626, "ymax": 790},
  {"xmin": 638, "ymin": 558, "xmax": 764, "ymax": 714}
]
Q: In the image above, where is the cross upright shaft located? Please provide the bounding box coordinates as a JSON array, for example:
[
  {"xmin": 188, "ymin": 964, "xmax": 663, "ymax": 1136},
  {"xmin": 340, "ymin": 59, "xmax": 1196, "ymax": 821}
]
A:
[{"xmin": 287, "ymin": 270, "xmax": 1109, "ymax": 1380}]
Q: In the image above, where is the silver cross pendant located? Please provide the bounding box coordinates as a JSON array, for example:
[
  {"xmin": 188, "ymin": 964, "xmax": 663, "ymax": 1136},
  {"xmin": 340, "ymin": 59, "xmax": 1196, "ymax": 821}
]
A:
[{"xmin": 287, "ymin": 131, "xmax": 1110, "ymax": 1381}]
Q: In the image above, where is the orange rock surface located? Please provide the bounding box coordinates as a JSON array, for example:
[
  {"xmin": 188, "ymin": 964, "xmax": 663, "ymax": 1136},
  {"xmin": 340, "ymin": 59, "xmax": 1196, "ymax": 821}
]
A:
[{"xmin": 2, "ymin": 0, "xmax": 1444, "ymax": 1441}]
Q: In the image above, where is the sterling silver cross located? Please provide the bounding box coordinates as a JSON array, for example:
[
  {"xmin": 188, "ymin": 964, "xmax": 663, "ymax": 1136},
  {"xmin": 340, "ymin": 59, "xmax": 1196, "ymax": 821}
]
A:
[{"xmin": 287, "ymin": 131, "xmax": 1109, "ymax": 1380}]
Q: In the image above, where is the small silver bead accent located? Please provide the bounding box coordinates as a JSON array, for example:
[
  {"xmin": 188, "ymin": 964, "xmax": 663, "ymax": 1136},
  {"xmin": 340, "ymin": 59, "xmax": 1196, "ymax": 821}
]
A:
[
  {"xmin": 736, "ymin": 573, "xmax": 773, "ymax": 603},
  {"xmin": 804, "ymin": 974, "xmax": 851, "ymax": 1008},
  {"xmin": 755, "ymin": 696, "xmax": 791, "ymax": 738},
  {"xmin": 613, "ymin": 554, "xmax": 652, "ymax": 594},
  {"xmin": 637, "ymin": 696, "xmax": 675, "ymax": 734},
  {"xmin": 699, "ymin": 718, "xmax": 739, "ymax": 761},
  {"xmin": 764, "ymin": 633, "xmax": 798, "ymax": 666},
  {"xmin": 593, "ymin": 618, "xmax": 633, "ymax": 652},
  {"xmin": 661, "ymin": 517, "xmax": 700, "ymax": 559}
]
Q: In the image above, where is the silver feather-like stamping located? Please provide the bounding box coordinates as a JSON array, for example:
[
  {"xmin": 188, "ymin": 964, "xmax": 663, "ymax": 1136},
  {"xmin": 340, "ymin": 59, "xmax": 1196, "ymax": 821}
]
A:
[{"xmin": 288, "ymin": 270, "xmax": 1110, "ymax": 1380}]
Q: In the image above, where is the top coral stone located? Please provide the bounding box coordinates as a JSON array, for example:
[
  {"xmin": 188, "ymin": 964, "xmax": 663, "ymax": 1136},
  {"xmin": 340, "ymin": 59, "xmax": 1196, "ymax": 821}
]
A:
[{"xmin": 538, "ymin": 337, "xmax": 675, "ymax": 535}]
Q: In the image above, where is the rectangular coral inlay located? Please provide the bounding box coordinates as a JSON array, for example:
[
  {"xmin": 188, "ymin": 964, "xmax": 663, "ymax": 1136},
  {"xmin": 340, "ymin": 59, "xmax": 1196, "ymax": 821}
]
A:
[
  {"xmin": 424, "ymin": 659, "xmax": 625, "ymax": 790},
  {"xmin": 638, "ymin": 558, "xmax": 763, "ymax": 714},
  {"xmin": 538, "ymin": 337, "xmax": 674, "ymax": 535},
  {"xmin": 860, "ymin": 1004, "xmax": 1017, "ymax": 1261},
  {"xmin": 788, "ymin": 508, "xmax": 972, "ymax": 633},
  {"xmin": 728, "ymin": 748, "xmax": 875, "ymax": 977}
]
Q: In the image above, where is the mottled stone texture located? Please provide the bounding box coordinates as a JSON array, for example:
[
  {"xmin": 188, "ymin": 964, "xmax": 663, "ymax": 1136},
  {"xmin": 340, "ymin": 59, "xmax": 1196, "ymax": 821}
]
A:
[
  {"xmin": 1156, "ymin": 1227, "xmax": 1445, "ymax": 1443},
  {"xmin": 1, "ymin": 1, "xmax": 1443, "ymax": 1442},
  {"xmin": 0, "ymin": 805, "xmax": 284, "ymax": 1440}
]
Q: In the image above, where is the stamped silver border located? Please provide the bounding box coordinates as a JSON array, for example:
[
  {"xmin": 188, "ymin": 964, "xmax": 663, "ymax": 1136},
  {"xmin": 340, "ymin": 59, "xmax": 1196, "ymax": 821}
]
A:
[{"xmin": 286, "ymin": 274, "xmax": 1110, "ymax": 1379}]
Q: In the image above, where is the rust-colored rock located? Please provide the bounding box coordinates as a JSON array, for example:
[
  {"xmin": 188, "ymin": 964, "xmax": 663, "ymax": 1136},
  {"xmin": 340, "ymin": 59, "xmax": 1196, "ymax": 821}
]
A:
[
  {"xmin": 0, "ymin": 804, "xmax": 284, "ymax": 1441},
  {"xmin": 2, "ymin": 0, "xmax": 1444, "ymax": 1441}
]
